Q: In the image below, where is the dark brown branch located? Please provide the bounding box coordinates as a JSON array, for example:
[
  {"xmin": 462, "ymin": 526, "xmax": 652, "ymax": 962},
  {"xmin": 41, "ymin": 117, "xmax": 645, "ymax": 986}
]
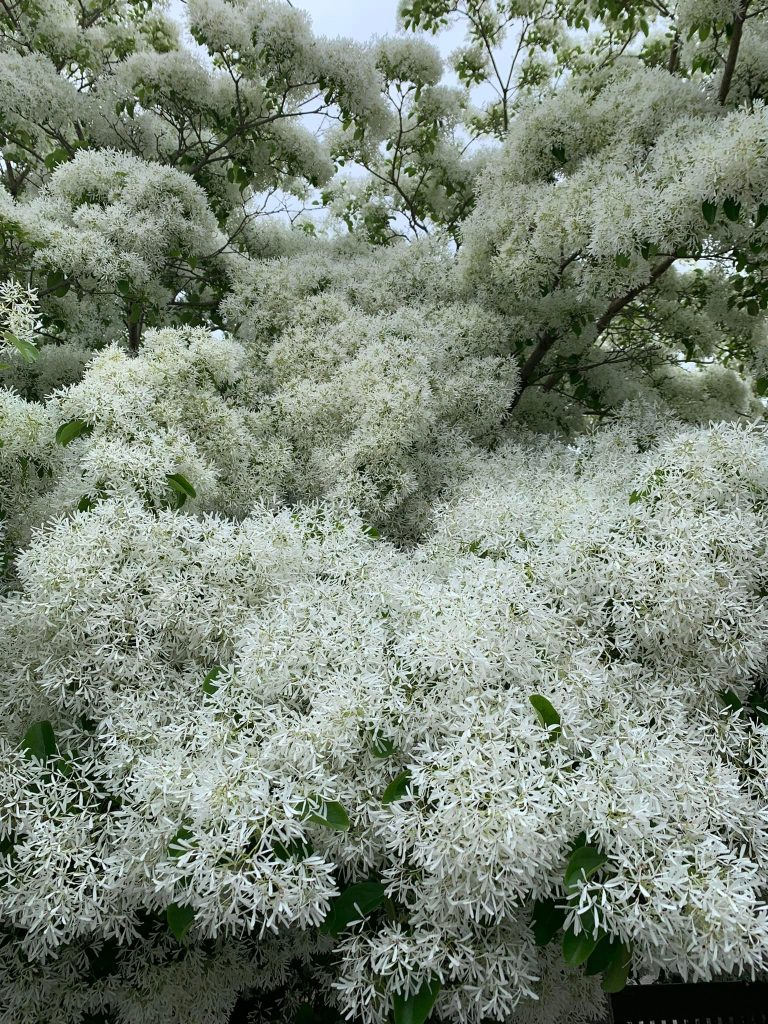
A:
[
  {"xmin": 667, "ymin": 33, "xmax": 681, "ymax": 74},
  {"xmin": 719, "ymin": 0, "xmax": 749, "ymax": 104},
  {"xmin": 127, "ymin": 307, "xmax": 144, "ymax": 355},
  {"xmin": 593, "ymin": 255, "xmax": 676, "ymax": 335},
  {"xmin": 503, "ymin": 254, "xmax": 677, "ymax": 419}
]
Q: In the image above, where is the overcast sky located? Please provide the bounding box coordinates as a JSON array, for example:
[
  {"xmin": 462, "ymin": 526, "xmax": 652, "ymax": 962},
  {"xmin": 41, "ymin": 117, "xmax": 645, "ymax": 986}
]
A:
[
  {"xmin": 168, "ymin": 0, "xmax": 464, "ymax": 52},
  {"xmin": 296, "ymin": 0, "xmax": 401, "ymax": 40}
]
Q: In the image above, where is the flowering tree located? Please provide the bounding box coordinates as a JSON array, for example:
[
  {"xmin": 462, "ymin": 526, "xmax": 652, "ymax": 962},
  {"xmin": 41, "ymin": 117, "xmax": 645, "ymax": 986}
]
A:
[{"xmin": 1, "ymin": 1, "xmax": 768, "ymax": 1023}]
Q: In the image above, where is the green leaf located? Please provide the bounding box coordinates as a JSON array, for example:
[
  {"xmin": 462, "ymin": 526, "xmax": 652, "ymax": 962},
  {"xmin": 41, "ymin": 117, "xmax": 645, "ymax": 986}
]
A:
[
  {"xmin": 569, "ymin": 830, "xmax": 588, "ymax": 852},
  {"xmin": 166, "ymin": 902, "xmax": 195, "ymax": 941},
  {"xmin": 639, "ymin": 241, "xmax": 658, "ymax": 261},
  {"xmin": 392, "ymin": 978, "xmax": 442, "ymax": 1024},
  {"xmin": 55, "ymin": 419, "xmax": 94, "ymax": 446},
  {"xmin": 530, "ymin": 897, "xmax": 566, "ymax": 946},
  {"xmin": 272, "ymin": 836, "xmax": 314, "ymax": 861},
  {"xmin": 562, "ymin": 926, "xmax": 601, "ymax": 966},
  {"xmin": 46, "ymin": 269, "xmax": 70, "ymax": 297},
  {"xmin": 167, "ymin": 826, "xmax": 196, "ymax": 859},
  {"xmin": 702, "ymin": 200, "xmax": 717, "ymax": 224},
  {"xmin": 584, "ymin": 934, "xmax": 623, "ymax": 976},
  {"xmin": 717, "ymin": 689, "xmax": 743, "ymax": 714},
  {"xmin": 202, "ymin": 665, "xmax": 225, "ymax": 696},
  {"xmin": 756, "ymin": 203, "xmax": 768, "ymax": 228},
  {"xmin": 21, "ymin": 720, "xmax": 57, "ymax": 761},
  {"xmin": 116, "ymin": 279, "xmax": 132, "ymax": 297},
  {"xmin": 382, "ymin": 770, "xmax": 411, "ymax": 805},
  {"xmin": 371, "ymin": 734, "xmax": 396, "ymax": 758},
  {"xmin": 320, "ymin": 881, "xmax": 386, "ymax": 936},
  {"xmin": 564, "ymin": 845, "xmax": 608, "ymax": 893},
  {"xmin": 602, "ymin": 941, "xmax": 633, "ymax": 993},
  {"xmin": 166, "ymin": 473, "xmax": 196, "ymax": 508},
  {"xmin": 44, "ymin": 147, "xmax": 71, "ymax": 171},
  {"xmin": 614, "ymin": 252, "xmax": 631, "ymax": 268},
  {"xmin": 723, "ymin": 197, "xmax": 741, "ymax": 222},
  {"xmin": 299, "ymin": 797, "xmax": 350, "ymax": 832},
  {"xmin": 529, "ymin": 695, "xmax": 561, "ymax": 738},
  {"xmin": 4, "ymin": 332, "xmax": 38, "ymax": 362},
  {"xmin": 166, "ymin": 473, "xmax": 196, "ymax": 499},
  {"xmin": 628, "ymin": 487, "xmax": 649, "ymax": 504}
]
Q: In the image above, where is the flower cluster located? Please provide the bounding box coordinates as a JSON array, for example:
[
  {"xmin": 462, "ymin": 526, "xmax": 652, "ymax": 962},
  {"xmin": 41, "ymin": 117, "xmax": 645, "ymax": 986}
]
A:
[
  {"xmin": 1, "ymin": 1, "xmax": 768, "ymax": 1022},
  {"xmin": 0, "ymin": 414, "xmax": 766, "ymax": 1024}
]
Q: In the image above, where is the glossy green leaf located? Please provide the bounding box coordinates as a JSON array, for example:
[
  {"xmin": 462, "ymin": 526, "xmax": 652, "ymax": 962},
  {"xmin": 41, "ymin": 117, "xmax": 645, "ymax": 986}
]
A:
[
  {"xmin": 166, "ymin": 473, "xmax": 196, "ymax": 508},
  {"xmin": 167, "ymin": 826, "xmax": 196, "ymax": 859},
  {"xmin": 272, "ymin": 836, "xmax": 314, "ymax": 861},
  {"xmin": 584, "ymin": 934, "xmax": 623, "ymax": 976},
  {"xmin": 723, "ymin": 197, "xmax": 741, "ymax": 222},
  {"xmin": 569, "ymin": 831, "xmax": 588, "ymax": 852},
  {"xmin": 4, "ymin": 332, "xmax": 38, "ymax": 362},
  {"xmin": 166, "ymin": 902, "xmax": 195, "ymax": 941},
  {"xmin": 392, "ymin": 978, "xmax": 442, "ymax": 1024},
  {"xmin": 562, "ymin": 926, "xmax": 600, "ymax": 966},
  {"xmin": 21, "ymin": 720, "xmax": 57, "ymax": 761},
  {"xmin": 529, "ymin": 695, "xmax": 561, "ymax": 738},
  {"xmin": 44, "ymin": 148, "xmax": 70, "ymax": 171},
  {"xmin": 299, "ymin": 797, "xmax": 350, "ymax": 832},
  {"xmin": 46, "ymin": 269, "xmax": 70, "ymax": 297},
  {"xmin": 166, "ymin": 473, "xmax": 196, "ymax": 499},
  {"xmin": 371, "ymin": 734, "xmax": 396, "ymax": 758},
  {"xmin": 564, "ymin": 845, "xmax": 608, "ymax": 892},
  {"xmin": 382, "ymin": 770, "xmax": 412, "ymax": 804},
  {"xmin": 702, "ymin": 200, "xmax": 717, "ymax": 224},
  {"xmin": 56, "ymin": 419, "xmax": 94, "ymax": 446},
  {"xmin": 601, "ymin": 941, "xmax": 633, "ymax": 993},
  {"xmin": 202, "ymin": 666, "xmax": 225, "ymax": 695},
  {"xmin": 320, "ymin": 881, "xmax": 386, "ymax": 936},
  {"xmin": 530, "ymin": 897, "xmax": 566, "ymax": 946}
]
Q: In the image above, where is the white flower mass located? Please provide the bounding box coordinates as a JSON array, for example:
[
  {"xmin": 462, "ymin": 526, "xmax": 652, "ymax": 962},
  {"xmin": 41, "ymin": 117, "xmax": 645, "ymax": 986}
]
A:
[{"xmin": 0, "ymin": 1, "xmax": 767, "ymax": 1022}]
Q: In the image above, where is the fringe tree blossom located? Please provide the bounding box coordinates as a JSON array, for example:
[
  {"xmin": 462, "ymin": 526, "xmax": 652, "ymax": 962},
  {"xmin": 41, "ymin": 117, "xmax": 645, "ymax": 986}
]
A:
[
  {"xmin": 1, "ymin": 1, "xmax": 768, "ymax": 1022},
  {"xmin": 0, "ymin": 414, "xmax": 767, "ymax": 1023}
]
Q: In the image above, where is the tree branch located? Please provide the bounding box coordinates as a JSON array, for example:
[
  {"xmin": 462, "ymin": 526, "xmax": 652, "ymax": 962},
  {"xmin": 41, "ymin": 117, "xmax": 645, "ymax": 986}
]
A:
[
  {"xmin": 667, "ymin": 33, "xmax": 681, "ymax": 74},
  {"xmin": 719, "ymin": 0, "xmax": 749, "ymax": 104},
  {"xmin": 503, "ymin": 254, "xmax": 677, "ymax": 420},
  {"xmin": 593, "ymin": 255, "xmax": 676, "ymax": 335}
]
